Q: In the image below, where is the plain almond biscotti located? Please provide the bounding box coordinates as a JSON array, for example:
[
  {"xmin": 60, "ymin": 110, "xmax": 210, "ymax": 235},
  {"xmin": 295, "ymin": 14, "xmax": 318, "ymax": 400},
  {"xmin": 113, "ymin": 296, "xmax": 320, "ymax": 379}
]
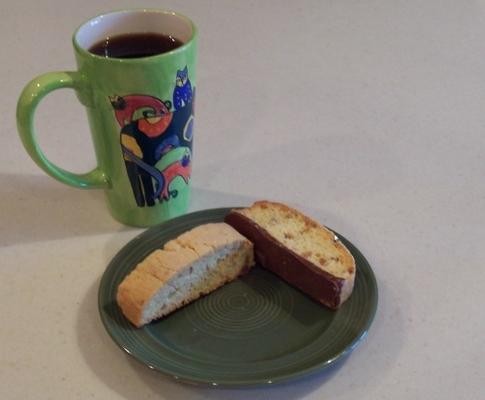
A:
[
  {"xmin": 225, "ymin": 201, "xmax": 356, "ymax": 309},
  {"xmin": 117, "ymin": 223, "xmax": 255, "ymax": 327}
]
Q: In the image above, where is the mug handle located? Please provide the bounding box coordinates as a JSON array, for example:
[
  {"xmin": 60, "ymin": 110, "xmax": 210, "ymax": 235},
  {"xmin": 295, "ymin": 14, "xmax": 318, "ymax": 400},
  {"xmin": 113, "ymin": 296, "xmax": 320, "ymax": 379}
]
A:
[{"xmin": 16, "ymin": 71, "xmax": 110, "ymax": 189}]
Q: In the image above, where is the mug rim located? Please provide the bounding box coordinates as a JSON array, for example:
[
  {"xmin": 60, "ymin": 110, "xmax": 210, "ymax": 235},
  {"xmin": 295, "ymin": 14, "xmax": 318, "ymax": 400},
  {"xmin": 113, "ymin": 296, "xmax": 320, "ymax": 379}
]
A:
[{"xmin": 72, "ymin": 8, "xmax": 197, "ymax": 63}]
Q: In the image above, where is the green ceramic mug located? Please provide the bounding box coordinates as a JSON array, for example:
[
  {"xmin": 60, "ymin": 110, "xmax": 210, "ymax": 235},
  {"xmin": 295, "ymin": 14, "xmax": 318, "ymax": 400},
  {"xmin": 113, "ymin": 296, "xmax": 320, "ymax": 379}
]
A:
[{"xmin": 16, "ymin": 9, "xmax": 197, "ymax": 227}]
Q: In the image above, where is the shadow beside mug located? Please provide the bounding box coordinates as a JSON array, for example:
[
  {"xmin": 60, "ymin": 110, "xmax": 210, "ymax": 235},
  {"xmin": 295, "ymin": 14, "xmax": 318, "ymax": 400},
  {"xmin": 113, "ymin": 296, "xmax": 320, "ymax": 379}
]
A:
[
  {"xmin": 0, "ymin": 173, "xmax": 128, "ymax": 247},
  {"xmin": 0, "ymin": 179, "xmax": 258, "ymax": 248}
]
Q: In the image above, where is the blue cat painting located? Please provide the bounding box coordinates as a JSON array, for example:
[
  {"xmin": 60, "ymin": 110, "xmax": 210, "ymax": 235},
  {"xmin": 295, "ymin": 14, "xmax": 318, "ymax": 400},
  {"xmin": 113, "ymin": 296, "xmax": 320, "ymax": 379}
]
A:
[{"xmin": 173, "ymin": 66, "xmax": 193, "ymax": 110}]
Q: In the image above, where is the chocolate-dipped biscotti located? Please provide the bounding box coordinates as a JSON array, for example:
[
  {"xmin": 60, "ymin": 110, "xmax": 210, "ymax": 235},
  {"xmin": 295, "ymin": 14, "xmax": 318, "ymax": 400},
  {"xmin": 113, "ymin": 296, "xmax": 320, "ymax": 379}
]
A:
[{"xmin": 225, "ymin": 201, "xmax": 356, "ymax": 309}]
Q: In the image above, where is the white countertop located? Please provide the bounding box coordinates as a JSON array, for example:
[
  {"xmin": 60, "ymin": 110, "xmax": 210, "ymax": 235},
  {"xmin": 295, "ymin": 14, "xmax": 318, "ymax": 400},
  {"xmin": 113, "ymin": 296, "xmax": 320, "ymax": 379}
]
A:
[{"xmin": 1, "ymin": 1, "xmax": 484, "ymax": 399}]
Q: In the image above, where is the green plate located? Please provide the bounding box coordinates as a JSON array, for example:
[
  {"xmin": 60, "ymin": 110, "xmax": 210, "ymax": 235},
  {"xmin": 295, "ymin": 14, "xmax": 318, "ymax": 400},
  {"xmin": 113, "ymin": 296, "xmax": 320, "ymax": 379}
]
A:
[{"xmin": 98, "ymin": 207, "xmax": 378, "ymax": 387}]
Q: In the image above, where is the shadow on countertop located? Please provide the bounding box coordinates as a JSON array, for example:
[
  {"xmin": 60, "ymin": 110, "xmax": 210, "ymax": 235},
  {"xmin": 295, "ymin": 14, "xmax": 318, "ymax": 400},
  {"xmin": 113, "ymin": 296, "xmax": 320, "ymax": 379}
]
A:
[
  {"xmin": 0, "ymin": 174, "xmax": 257, "ymax": 248},
  {"xmin": 0, "ymin": 173, "xmax": 125, "ymax": 246},
  {"xmin": 0, "ymin": 167, "xmax": 377, "ymax": 249}
]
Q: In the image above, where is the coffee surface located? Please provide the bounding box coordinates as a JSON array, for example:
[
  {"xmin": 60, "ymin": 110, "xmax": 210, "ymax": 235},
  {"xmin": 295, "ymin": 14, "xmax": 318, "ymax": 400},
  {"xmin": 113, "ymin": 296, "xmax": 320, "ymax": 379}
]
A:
[{"xmin": 89, "ymin": 33, "xmax": 183, "ymax": 58}]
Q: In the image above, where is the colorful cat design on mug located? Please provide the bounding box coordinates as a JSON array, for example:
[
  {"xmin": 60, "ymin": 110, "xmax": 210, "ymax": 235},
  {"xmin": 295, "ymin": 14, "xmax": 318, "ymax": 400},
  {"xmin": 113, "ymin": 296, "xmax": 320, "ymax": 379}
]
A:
[{"xmin": 110, "ymin": 68, "xmax": 194, "ymax": 207}]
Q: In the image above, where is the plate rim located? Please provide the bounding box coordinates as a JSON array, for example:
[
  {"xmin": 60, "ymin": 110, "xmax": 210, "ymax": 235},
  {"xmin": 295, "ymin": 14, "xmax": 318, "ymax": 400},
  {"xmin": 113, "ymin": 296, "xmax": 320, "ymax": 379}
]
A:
[{"xmin": 98, "ymin": 207, "xmax": 378, "ymax": 387}]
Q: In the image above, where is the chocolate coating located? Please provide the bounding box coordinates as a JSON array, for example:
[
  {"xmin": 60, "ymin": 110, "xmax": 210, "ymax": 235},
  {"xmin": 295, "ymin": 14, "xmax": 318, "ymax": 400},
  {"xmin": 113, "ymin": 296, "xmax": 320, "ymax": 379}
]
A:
[{"xmin": 225, "ymin": 211, "xmax": 345, "ymax": 309}]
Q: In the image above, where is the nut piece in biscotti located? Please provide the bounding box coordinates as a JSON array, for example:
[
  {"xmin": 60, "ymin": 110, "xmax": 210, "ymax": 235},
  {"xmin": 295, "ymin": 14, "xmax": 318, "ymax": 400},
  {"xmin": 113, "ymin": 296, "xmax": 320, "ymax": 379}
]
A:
[
  {"xmin": 225, "ymin": 201, "xmax": 356, "ymax": 309},
  {"xmin": 116, "ymin": 223, "xmax": 255, "ymax": 327}
]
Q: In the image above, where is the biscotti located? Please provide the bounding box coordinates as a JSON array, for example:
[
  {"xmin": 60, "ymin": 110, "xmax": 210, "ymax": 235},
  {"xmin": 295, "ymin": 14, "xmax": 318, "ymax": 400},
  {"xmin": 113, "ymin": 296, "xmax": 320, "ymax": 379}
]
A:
[
  {"xmin": 225, "ymin": 201, "xmax": 356, "ymax": 309},
  {"xmin": 117, "ymin": 223, "xmax": 255, "ymax": 327}
]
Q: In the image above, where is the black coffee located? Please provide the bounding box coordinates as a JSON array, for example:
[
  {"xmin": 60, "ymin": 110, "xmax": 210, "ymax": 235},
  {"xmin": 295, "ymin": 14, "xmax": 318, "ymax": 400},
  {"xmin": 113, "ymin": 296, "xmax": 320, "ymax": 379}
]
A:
[{"xmin": 89, "ymin": 33, "xmax": 183, "ymax": 58}]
